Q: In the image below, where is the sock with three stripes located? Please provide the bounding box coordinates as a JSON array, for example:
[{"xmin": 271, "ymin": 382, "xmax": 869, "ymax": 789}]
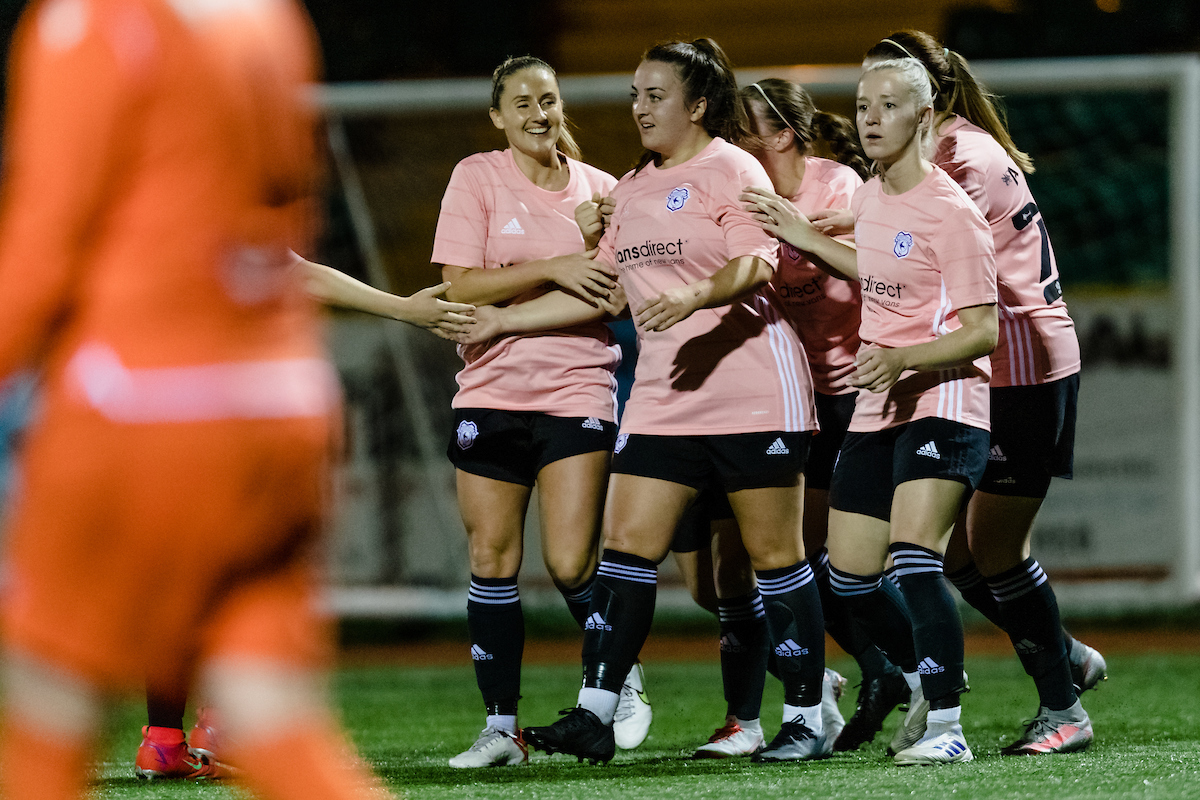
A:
[
  {"xmin": 812, "ymin": 549, "xmax": 899, "ymax": 681},
  {"xmin": 888, "ymin": 544, "xmax": 966, "ymax": 710},
  {"xmin": 757, "ymin": 561, "xmax": 825, "ymax": 707},
  {"xmin": 467, "ymin": 575, "xmax": 524, "ymax": 716},
  {"xmin": 716, "ymin": 591, "xmax": 770, "ymax": 721},
  {"xmin": 582, "ymin": 550, "xmax": 657, "ymax": 695},
  {"xmin": 828, "ymin": 563, "xmax": 918, "ymax": 673},
  {"xmin": 988, "ymin": 557, "xmax": 1077, "ymax": 710}
]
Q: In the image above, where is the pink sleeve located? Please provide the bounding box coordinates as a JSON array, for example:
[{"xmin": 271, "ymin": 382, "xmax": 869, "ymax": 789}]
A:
[
  {"xmin": 936, "ymin": 203, "xmax": 997, "ymax": 310},
  {"xmin": 431, "ymin": 160, "xmax": 488, "ymax": 269},
  {"xmin": 713, "ymin": 164, "xmax": 778, "ymax": 267}
]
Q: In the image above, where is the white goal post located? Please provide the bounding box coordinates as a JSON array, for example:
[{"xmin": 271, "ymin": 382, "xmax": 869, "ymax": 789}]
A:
[{"xmin": 315, "ymin": 54, "xmax": 1200, "ymax": 616}]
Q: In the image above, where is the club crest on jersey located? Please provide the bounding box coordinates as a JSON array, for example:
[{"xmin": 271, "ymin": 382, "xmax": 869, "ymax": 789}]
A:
[
  {"xmin": 893, "ymin": 231, "xmax": 914, "ymax": 258},
  {"xmin": 665, "ymin": 187, "xmax": 690, "ymax": 212},
  {"xmin": 456, "ymin": 420, "xmax": 479, "ymax": 450},
  {"xmin": 782, "ymin": 243, "xmax": 802, "ymax": 261},
  {"xmin": 614, "ymin": 433, "xmax": 629, "ymax": 454}
]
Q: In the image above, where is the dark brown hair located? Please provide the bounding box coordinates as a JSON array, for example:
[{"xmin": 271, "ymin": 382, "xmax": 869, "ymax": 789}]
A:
[
  {"xmin": 865, "ymin": 30, "xmax": 1034, "ymax": 173},
  {"xmin": 636, "ymin": 38, "xmax": 752, "ymax": 170},
  {"xmin": 740, "ymin": 78, "xmax": 871, "ymax": 180},
  {"xmin": 490, "ymin": 55, "xmax": 581, "ymax": 161}
]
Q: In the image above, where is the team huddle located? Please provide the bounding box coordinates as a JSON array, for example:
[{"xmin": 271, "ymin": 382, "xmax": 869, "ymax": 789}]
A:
[
  {"xmin": 429, "ymin": 31, "xmax": 1105, "ymax": 770},
  {"xmin": 0, "ymin": 0, "xmax": 1106, "ymax": 795}
]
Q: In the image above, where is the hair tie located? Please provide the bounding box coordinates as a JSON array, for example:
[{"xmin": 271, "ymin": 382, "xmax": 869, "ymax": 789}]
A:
[
  {"xmin": 749, "ymin": 83, "xmax": 803, "ymax": 142},
  {"xmin": 944, "ymin": 47, "xmax": 951, "ymax": 57}
]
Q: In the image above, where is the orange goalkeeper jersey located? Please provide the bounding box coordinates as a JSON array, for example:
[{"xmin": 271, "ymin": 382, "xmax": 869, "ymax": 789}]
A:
[{"xmin": 0, "ymin": 0, "xmax": 326, "ymax": 409}]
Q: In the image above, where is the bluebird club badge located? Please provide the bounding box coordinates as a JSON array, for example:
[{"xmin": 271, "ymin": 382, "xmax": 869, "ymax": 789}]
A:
[
  {"xmin": 893, "ymin": 231, "xmax": 914, "ymax": 258},
  {"xmin": 666, "ymin": 187, "xmax": 690, "ymax": 212}
]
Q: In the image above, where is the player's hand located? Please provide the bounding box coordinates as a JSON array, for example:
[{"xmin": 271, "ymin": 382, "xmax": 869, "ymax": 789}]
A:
[
  {"xmin": 396, "ymin": 282, "xmax": 476, "ymax": 342},
  {"xmin": 545, "ymin": 249, "xmax": 619, "ymax": 305},
  {"xmin": 809, "ymin": 207, "xmax": 855, "ymax": 237},
  {"xmin": 635, "ymin": 284, "xmax": 704, "ymax": 332},
  {"xmin": 740, "ymin": 186, "xmax": 822, "ymax": 252},
  {"xmin": 598, "ymin": 194, "xmax": 615, "ymax": 228},
  {"xmin": 849, "ymin": 346, "xmax": 908, "ymax": 393},
  {"xmin": 458, "ymin": 304, "xmax": 505, "ymax": 345},
  {"xmin": 825, "ymin": 360, "xmax": 860, "ymax": 390},
  {"xmin": 575, "ymin": 193, "xmax": 607, "ymax": 250},
  {"xmin": 595, "ymin": 280, "xmax": 628, "ymax": 319}
]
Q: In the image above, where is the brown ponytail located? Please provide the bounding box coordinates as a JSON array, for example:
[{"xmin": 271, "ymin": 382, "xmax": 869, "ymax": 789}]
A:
[
  {"xmin": 812, "ymin": 111, "xmax": 871, "ymax": 181},
  {"xmin": 866, "ymin": 30, "xmax": 1035, "ymax": 174}
]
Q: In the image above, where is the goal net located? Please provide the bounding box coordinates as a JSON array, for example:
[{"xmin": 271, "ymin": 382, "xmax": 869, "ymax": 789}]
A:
[{"xmin": 315, "ymin": 54, "xmax": 1200, "ymax": 616}]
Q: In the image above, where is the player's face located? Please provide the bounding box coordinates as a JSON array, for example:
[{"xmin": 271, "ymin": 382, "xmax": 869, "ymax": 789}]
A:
[
  {"xmin": 490, "ymin": 68, "xmax": 564, "ymax": 162},
  {"xmin": 855, "ymin": 69, "xmax": 925, "ymax": 166},
  {"xmin": 631, "ymin": 60, "xmax": 701, "ymax": 158}
]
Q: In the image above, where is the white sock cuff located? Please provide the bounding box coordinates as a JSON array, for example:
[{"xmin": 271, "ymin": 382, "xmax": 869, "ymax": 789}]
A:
[
  {"xmin": 578, "ymin": 687, "xmax": 620, "ymax": 726},
  {"xmin": 485, "ymin": 714, "xmax": 518, "ymax": 733},
  {"xmin": 927, "ymin": 705, "xmax": 962, "ymax": 725},
  {"xmin": 783, "ymin": 703, "xmax": 823, "ymax": 735}
]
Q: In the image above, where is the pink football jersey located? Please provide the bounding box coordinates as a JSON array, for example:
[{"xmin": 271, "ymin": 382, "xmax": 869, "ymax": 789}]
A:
[
  {"xmin": 432, "ymin": 149, "xmax": 621, "ymax": 420},
  {"xmin": 850, "ymin": 166, "xmax": 997, "ymax": 432},
  {"xmin": 935, "ymin": 116, "xmax": 1080, "ymax": 387},
  {"xmin": 597, "ymin": 137, "xmax": 816, "ymax": 436},
  {"xmin": 775, "ymin": 157, "xmax": 863, "ymax": 396}
]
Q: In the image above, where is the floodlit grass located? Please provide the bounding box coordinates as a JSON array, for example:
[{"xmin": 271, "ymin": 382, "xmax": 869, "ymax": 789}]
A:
[{"xmin": 92, "ymin": 650, "xmax": 1198, "ymax": 799}]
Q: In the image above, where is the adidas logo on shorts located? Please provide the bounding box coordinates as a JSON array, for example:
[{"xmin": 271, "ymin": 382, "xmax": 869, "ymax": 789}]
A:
[
  {"xmin": 774, "ymin": 638, "xmax": 809, "ymax": 657},
  {"xmin": 917, "ymin": 656, "xmax": 945, "ymax": 674},
  {"xmin": 765, "ymin": 437, "xmax": 790, "ymax": 455},
  {"xmin": 584, "ymin": 612, "xmax": 612, "ymax": 631},
  {"xmin": 501, "ymin": 217, "xmax": 525, "ymax": 235},
  {"xmin": 471, "ymin": 644, "xmax": 493, "ymax": 661},
  {"xmin": 582, "ymin": 417, "xmax": 604, "ymax": 431},
  {"xmin": 916, "ymin": 441, "xmax": 941, "ymax": 459},
  {"xmin": 988, "ymin": 445, "xmax": 1007, "ymax": 462}
]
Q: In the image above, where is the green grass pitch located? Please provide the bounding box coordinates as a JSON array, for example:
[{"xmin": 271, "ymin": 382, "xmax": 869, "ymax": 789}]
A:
[{"xmin": 93, "ymin": 649, "xmax": 1198, "ymax": 800}]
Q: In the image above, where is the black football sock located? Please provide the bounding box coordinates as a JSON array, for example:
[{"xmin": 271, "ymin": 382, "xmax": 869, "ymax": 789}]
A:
[
  {"xmin": 946, "ymin": 560, "xmax": 1007, "ymax": 630},
  {"xmin": 467, "ymin": 575, "xmax": 523, "ymax": 716},
  {"xmin": 716, "ymin": 591, "xmax": 769, "ymax": 720},
  {"xmin": 813, "ymin": 548, "xmax": 898, "ymax": 680},
  {"xmin": 756, "ymin": 561, "xmax": 825, "ymax": 707},
  {"xmin": 889, "ymin": 544, "xmax": 967, "ymax": 710},
  {"xmin": 988, "ymin": 557, "xmax": 1077, "ymax": 711},
  {"xmin": 146, "ymin": 686, "xmax": 187, "ymax": 730},
  {"xmin": 582, "ymin": 550, "xmax": 657, "ymax": 693},
  {"xmin": 828, "ymin": 564, "xmax": 918, "ymax": 673},
  {"xmin": 884, "ymin": 565, "xmax": 902, "ymax": 593},
  {"xmin": 560, "ymin": 574, "xmax": 596, "ymax": 630}
]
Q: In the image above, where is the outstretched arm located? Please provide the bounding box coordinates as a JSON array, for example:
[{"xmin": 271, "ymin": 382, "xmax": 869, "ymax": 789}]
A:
[
  {"xmin": 441, "ymin": 248, "xmax": 618, "ymax": 307},
  {"xmin": 297, "ymin": 255, "xmax": 476, "ymax": 341},
  {"xmin": 461, "ymin": 285, "xmax": 627, "ymax": 345}
]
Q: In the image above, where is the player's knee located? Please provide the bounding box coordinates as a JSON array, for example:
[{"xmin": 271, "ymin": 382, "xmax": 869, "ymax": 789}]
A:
[
  {"xmin": 466, "ymin": 527, "xmax": 523, "ymax": 576},
  {"xmin": 545, "ymin": 555, "xmax": 595, "ymax": 590}
]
